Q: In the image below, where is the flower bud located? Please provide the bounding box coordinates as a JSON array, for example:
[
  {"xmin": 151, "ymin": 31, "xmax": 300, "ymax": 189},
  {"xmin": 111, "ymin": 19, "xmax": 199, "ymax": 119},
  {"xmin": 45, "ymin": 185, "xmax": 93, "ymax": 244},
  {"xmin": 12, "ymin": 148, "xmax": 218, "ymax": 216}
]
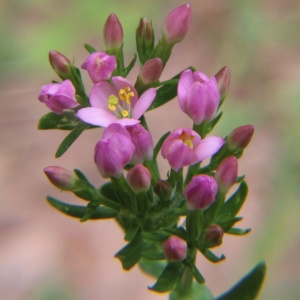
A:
[
  {"xmin": 81, "ymin": 52, "xmax": 116, "ymax": 83},
  {"xmin": 162, "ymin": 236, "xmax": 187, "ymax": 261},
  {"xmin": 126, "ymin": 164, "xmax": 151, "ymax": 193},
  {"xmin": 178, "ymin": 69, "xmax": 220, "ymax": 125},
  {"xmin": 126, "ymin": 124, "xmax": 154, "ymax": 164},
  {"xmin": 184, "ymin": 175, "xmax": 218, "ymax": 210},
  {"xmin": 215, "ymin": 156, "xmax": 238, "ymax": 193},
  {"xmin": 44, "ymin": 166, "xmax": 77, "ymax": 191},
  {"xmin": 214, "ymin": 66, "xmax": 230, "ymax": 102},
  {"xmin": 162, "ymin": 3, "xmax": 192, "ymax": 44},
  {"xmin": 138, "ymin": 58, "xmax": 163, "ymax": 85},
  {"xmin": 49, "ymin": 50, "xmax": 71, "ymax": 79},
  {"xmin": 154, "ymin": 180, "xmax": 173, "ymax": 201},
  {"xmin": 204, "ymin": 224, "xmax": 223, "ymax": 247},
  {"xmin": 136, "ymin": 17, "xmax": 155, "ymax": 64},
  {"xmin": 227, "ymin": 125, "xmax": 254, "ymax": 151},
  {"xmin": 94, "ymin": 124, "xmax": 135, "ymax": 178},
  {"xmin": 103, "ymin": 13, "xmax": 123, "ymax": 51}
]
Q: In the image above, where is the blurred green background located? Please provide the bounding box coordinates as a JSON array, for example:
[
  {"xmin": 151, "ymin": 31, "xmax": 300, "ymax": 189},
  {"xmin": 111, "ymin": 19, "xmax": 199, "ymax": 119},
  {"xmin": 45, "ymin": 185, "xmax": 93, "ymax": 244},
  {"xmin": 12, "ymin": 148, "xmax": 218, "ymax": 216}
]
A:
[{"xmin": 1, "ymin": 0, "xmax": 300, "ymax": 299}]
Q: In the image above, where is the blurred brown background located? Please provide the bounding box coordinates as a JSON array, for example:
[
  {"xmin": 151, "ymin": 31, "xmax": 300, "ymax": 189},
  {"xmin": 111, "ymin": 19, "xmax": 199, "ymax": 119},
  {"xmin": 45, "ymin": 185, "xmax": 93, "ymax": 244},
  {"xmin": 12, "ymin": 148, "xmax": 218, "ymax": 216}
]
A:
[{"xmin": 1, "ymin": 0, "xmax": 300, "ymax": 299}]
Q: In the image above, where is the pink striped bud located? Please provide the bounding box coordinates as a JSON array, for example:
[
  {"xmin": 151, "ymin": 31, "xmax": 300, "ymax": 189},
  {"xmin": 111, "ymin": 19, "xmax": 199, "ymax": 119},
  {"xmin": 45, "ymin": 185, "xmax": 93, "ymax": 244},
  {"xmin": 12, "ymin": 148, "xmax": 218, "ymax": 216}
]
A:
[
  {"xmin": 227, "ymin": 125, "xmax": 254, "ymax": 151},
  {"xmin": 215, "ymin": 156, "xmax": 238, "ymax": 193},
  {"xmin": 49, "ymin": 50, "xmax": 71, "ymax": 79},
  {"xmin": 162, "ymin": 236, "xmax": 187, "ymax": 261},
  {"xmin": 138, "ymin": 58, "xmax": 163, "ymax": 85},
  {"xmin": 126, "ymin": 164, "xmax": 151, "ymax": 193},
  {"xmin": 103, "ymin": 13, "xmax": 123, "ymax": 51},
  {"xmin": 204, "ymin": 224, "xmax": 224, "ymax": 247},
  {"xmin": 44, "ymin": 166, "xmax": 77, "ymax": 191},
  {"xmin": 215, "ymin": 66, "xmax": 231, "ymax": 102}
]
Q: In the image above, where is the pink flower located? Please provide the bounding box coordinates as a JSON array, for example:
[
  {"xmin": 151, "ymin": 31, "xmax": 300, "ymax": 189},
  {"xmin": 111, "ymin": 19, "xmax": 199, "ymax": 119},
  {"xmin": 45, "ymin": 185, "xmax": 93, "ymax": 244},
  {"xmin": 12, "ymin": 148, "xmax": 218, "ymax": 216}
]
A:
[
  {"xmin": 126, "ymin": 124, "xmax": 154, "ymax": 164},
  {"xmin": 162, "ymin": 236, "xmax": 187, "ymax": 261},
  {"xmin": 184, "ymin": 175, "xmax": 218, "ymax": 210},
  {"xmin": 162, "ymin": 4, "xmax": 192, "ymax": 44},
  {"xmin": 161, "ymin": 128, "xmax": 224, "ymax": 171},
  {"xmin": 38, "ymin": 80, "xmax": 79, "ymax": 114},
  {"xmin": 77, "ymin": 76, "xmax": 156, "ymax": 127},
  {"xmin": 94, "ymin": 123, "xmax": 135, "ymax": 178},
  {"xmin": 178, "ymin": 69, "xmax": 220, "ymax": 125},
  {"xmin": 81, "ymin": 52, "xmax": 116, "ymax": 84},
  {"xmin": 126, "ymin": 164, "xmax": 152, "ymax": 193}
]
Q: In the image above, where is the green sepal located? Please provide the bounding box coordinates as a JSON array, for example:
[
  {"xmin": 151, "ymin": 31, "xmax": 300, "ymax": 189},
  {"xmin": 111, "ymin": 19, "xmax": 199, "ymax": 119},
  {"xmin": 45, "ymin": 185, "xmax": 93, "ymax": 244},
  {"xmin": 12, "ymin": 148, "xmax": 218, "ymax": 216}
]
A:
[
  {"xmin": 227, "ymin": 227, "xmax": 251, "ymax": 235},
  {"xmin": 84, "ymin": 43, "xmax": 97, "ymax": 54},
  {"xmin": 142, "ymin": 243, "xmax": 165, "ymax": 260},
  {"xmin": 142, "ymin": 231, "xmax": 171, "ymax": 242},
  {"xmin": 193, "ymin": 112, "xmax": 223, "ymax": 138},
  {"xmin": 199, "ymin": 248, "xmax": 225, "ymax": 263},
  {"xmin": 170, "ymin": 282, "xmax": 214, "ymax": 300},
  {"xmin": 220, "ymin": 181, "xmax": 248, "ymax": 218},
  {"xmin": 123, "ymin": 54, "xmax": 137, "ymax": 78},
  {"xmin": 139, "ymin": 258, "xmax": 166, "ymax": 279},
  {"xmin": 99, "ymin": 182, "xmax": 119, "ymax": 203},
  {"xmin": 115, "ymin": 231, "xmax": 150, "ymax": 270},
  {"xmin": 148, "ymin": 261, "xmax": 185, "ymax": 293},
  {"xmin": 216, "ymin": 261, "xmax": 266, "ymax": 300},
  {"xmin": 164, "ymin": 227, "xmax": 187, "ymax": 241},
  {"xmin": 184, "ymin": 259, "xmax": 205, "ymax": 284},
  {"xmin": 55, "ymin": 122, "xmax": 90, "ymax": 157},
  {"xmin": 46, "ymin": 196, "xmax": 117, "ymax": 219},
  {"xmin": 38, "ymin": 111, "xmax": 81, "ymax": 130},
  {"xmin": 218, "ymin": 216, "xmax": 243, "ymax": 232}
]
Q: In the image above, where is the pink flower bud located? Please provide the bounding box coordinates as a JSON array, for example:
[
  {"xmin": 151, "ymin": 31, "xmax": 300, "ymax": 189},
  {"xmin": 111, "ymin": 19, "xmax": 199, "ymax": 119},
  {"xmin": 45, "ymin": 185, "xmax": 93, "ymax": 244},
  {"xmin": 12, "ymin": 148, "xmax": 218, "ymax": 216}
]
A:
[
  {"xmin": 154, "ymin": 180, "xmax": 172, "ymax": 201},
  {"xmin": 138, "ymin": 58, "xmax": 163, "ymax": 85},
  {"xmin": 126, "ymin": 164, "xmax": 151, "ymax": 193},
  {"xmin": 81, "ymin": 52, "xmax": 116, "ymax": 83},
  {"xmin": 49, "ymin": 50, "xmax": 71, "ymax": 78},
  {"xmin": 214, "ymin": 66, "xmax": 231, "ymax": 101},
  {"xmin": 126, "ymin": 124, "xmax": 154, "ymax": 164},
  {"xmin": 38, "ymin": 80, "xmax": 79, "ymax": 114},
  {"xmin": 227, "ymin": 125, "xmax": 254, "ymax": 150},
  {"xmin": 162, "ymin": 4, "xmax": 192, "ymax": 44},
  {"xmin": 184, "ymin": 175, "xmax": 218, "ymax": 210},
  {"xmin": 44, "ymin": 166, "xmax": 77, "ymax": 191},
  {"xmin": 215, "ymin": 156, "xmax": 238, "ymax": 193},
  {"xmin": 103, "ymin": 13, "xmax": 123, "ymax": 50},
  {"xmin": 204, "ymin": 224, "xmax": 223, "ymax": 247},
  {"xmin": 178, "ymin": 69, "xmax": 220, "ymax": 125},
  {"xmin": 162, "ymin": 236, "xmax": 187, "ymax": 261},
  {"xmin": 94, "ymin": 124, "xmax": 135, "ymax": 178}
]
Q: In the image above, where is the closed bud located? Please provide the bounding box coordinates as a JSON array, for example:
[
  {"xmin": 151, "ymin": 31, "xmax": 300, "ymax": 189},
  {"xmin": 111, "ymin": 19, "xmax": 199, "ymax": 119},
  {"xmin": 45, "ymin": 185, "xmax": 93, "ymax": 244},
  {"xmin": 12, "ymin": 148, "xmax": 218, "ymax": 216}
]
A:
[
  {"xmin": 126, "ymin": 164, "xmax": 151, "ymax": 193},
  {"xmin": 138, "ymin": 58, "xmax": 163, "ymax": 85},
  {"xmin": 154, "ymin": 180, "xmax": 173, "ymax": 201},
  {"xmin": 184, "ymin": 175, "xmax": 218, "ymax": 210},
  {"xmin": 204, "ymin": 224, "xmax": 224, "ymax": 247},
  {"xmin": 49, "ymin": 50, "xmax": 72, "ymax": 79},
  {"xmin": 44, "ymin": 166, "xmax": 77, "ymax": 191},
  {"xmin": 162, "ymin": 236, "xmax": 187, "ymax": 261},
  {"xmin": 215, "ymin": 156, "xmax": 238, "ymax": 193},
  {"xmin": 227, "ymin": 125, "xmax": 254, "ymax": 151},
  {"xmin": 162, "ymin": 3, "xmax": 192, "ymax": 44},
  {"xmin": 103, "ymin": 13, "xmax": 123, "ymax": 51},
  {"xmin": 214, "ymin": 66, "xmax": 230, "ymax": 102}
]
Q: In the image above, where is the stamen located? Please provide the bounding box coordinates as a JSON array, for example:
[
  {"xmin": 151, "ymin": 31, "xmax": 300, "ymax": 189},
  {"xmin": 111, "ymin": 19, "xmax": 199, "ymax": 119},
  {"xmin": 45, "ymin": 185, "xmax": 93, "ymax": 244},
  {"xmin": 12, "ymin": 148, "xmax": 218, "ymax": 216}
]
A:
[
  {"xmin": 108, "ymin": 95, "xmax": 118, "ymax": 111},
  {"xmin": 121, "ymin": 110, "xmax": 129, "ymax": 117},
  {"xmin": 179, "ymin": 131, "xmax": 194, "ymax": 149},
  {"xmin": 119, "ymin": 87, "xmax": 134, "ymax": 104}
]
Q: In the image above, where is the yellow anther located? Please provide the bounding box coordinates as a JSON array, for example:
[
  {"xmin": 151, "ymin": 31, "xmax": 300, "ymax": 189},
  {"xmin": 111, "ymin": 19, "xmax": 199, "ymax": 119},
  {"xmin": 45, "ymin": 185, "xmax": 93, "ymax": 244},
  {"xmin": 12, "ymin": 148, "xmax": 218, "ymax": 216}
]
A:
[
  {"xmin": 108, "ymin": 95, "xmax": 118, "ymax": 111},
  {"xmin": 121, "ymin": 110, "xmax": 129, "ymax": 117},
  {"xmin": 179, "ymin": 131, "xmax": 194, "ymax": 149},
  {"xmin": 119, "ymin": 86, "xmax": 134, "ymax": 104}
]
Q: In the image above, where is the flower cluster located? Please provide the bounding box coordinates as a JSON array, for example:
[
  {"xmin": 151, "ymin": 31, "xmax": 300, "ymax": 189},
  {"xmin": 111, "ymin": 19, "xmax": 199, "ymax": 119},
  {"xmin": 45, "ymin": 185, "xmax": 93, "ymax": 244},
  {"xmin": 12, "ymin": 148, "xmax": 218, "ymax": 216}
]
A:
[{"xmin": 37, "ymin": 3, "xmax": 262, "ymax": 299}]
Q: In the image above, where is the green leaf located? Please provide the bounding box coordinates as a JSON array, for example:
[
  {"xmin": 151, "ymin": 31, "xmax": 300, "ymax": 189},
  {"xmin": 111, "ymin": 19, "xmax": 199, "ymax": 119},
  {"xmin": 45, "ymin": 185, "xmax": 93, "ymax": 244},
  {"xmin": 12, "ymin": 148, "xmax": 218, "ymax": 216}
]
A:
[
  {"xmin": 46, "ymin": 196, "xmax": 117, "ymax": 219},
  {"xmin": 115, "ymin": 231, "xmax": 150, "ymax": 270},
  {"xmin": 55, "ymin": 122, "xmax": 90, "ymax": 157},
  {"xmin": 148, "ymin": 261, "xmax": 185, "ymax": 293},
  {"xmin": 142, "ymin": 231, "xmax": 171, "ymax": 242},
  {"xmin": 170, "ymin": 282, "xmax": 214, "ymax": 300},
  {"xmin": 221, "ymin": 181, "xmax": 248, "ymax": 218},
  {"xmin": 153, "ymin": 131, "xmax": 170, "ymax": 159},
  {"xmin": 84, "ymin": 43, "xmax": 97, "ymax": 53},
  {"xmin": 216, "ymin": 261, "xmax": 266, "ymax": 300},
  {"xmin": 227, "ymin": 227, "xmax": 251, "ymax": 235},
  {"xmin": 139, "ymin": 258, "xmax": 166, "ymax": 279},
  {"xmin": 184, "ymin": 260, "xmax": 205, "ymax": 284},
  {"xmin": 123, "ymin": 53, "xmax": 137, "ymax": 77},
  {"xmin": 199, "ymin": 248, "xmax": 225, "ymax": 263},
  {"xmin": 38, "ymin": 111, "xmax": 80, "ymax": 130},
  {"xmin": 218, "ymin": 216, "xmax": 243, "ymax": 232}
]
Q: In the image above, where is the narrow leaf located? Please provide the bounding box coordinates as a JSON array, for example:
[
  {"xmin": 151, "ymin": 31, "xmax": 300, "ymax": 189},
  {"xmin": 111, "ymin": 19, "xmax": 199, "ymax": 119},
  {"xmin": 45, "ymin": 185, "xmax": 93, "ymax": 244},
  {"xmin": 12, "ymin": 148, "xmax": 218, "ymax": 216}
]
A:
[
  {"xmin": 38, "ymin": 111, "xmax": 80, "ymax": 130},
  {"xmin": 139, "ymin": 258, "xmax": 166, "ymax": 279},
  {"xmin": 216, "ymin": 261, "xmax": 266, "ymax": 300},
  {"xmin": 200, "ymin": 248, "xmax": 225, "ymax": 263},
  {"xmin": 46, "ymin": 196, "xmax": 117, "ymax": 219},
  {"xmin": 185, "ymin": 260, "xmax": 205, "ymax": 284},
  {"xmin": 55, "ymin": 122, "xmax": 89, "ymax": 157},
  {"xmin": 123, "ymin": 54, "xmax": 137, "ymax": 77},
  {"xmin": 84, "ymin": 43, "xmax": 97, "ymax": 53},
  {"xmin": 149, "ymin": 261, "xmax": 185, "ymax": 293},
  {"xmin": 227, "ymin": 227, "xmax": 251, "ymax": 235},
  {"xmin": 153, "ymin": 131, "xmax": 170, "ymax": 158}
]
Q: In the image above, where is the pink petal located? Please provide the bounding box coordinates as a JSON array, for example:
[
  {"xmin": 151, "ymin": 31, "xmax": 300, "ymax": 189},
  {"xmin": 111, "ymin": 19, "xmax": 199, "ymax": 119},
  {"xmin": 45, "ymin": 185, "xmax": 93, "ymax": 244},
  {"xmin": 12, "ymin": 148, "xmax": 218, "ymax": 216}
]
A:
[
  {"xmin": 186, "ymin": 82, "xmax": 205, "ymax": 125},
  {"xmin": 112, "ymin": 76, "xmax": 138, "ymax": 105},
  {"xmin": 77, "ymin": 107, "xmax": 118, "ymax": 127},
  {"xmin": 115, "ymin": 118, "xmax": 140, "ymax": 126},
  {"xmin": 177, "ymin": 69, "xmax": 195, "ymax": 113},
  {"xmin": 132, "ymin": 88, "xmax": 156, "ymax": 120},
  {"xmin": 90, "ymin": 82, "xmax": 118, "ymax": 108},
  {"xmin": 194, "ymin": 136, "xmax": 224, "ymax": 161}
]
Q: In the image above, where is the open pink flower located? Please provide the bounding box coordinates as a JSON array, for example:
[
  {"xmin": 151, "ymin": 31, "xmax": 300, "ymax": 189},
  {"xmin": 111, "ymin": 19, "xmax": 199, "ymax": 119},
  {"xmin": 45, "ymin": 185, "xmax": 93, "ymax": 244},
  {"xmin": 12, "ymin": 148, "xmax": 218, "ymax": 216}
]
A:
[
  {"xmin": 178, "ymin": 69, "xmax": 220, "ymax": 125},
  {"xmin": 161, "ymin": 128, "xmax": 224, "ymax": 171},
  {"xmin": 38, "ymin": 80, "xmax": 79, "ymax": 114},
  {"xmin": 81, "ymin": 52, "xmax": 116, "ymax": 83},
  {"xmin": 77, "ymin": 76, "xmax": 156, "ymax": 127}
]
